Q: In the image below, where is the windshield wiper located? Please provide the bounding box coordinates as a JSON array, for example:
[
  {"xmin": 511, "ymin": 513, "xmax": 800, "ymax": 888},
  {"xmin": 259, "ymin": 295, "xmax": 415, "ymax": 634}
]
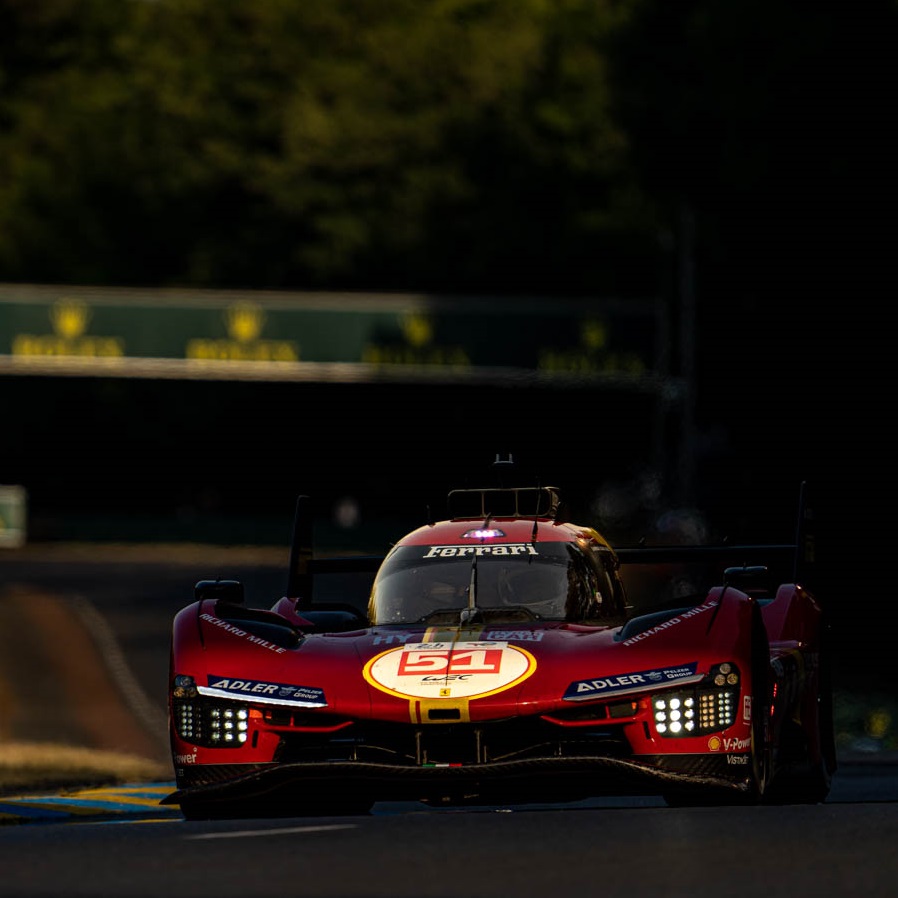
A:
[{"xmin": 459, "ymin": 552, "xmax": 480, "ymax": 625}]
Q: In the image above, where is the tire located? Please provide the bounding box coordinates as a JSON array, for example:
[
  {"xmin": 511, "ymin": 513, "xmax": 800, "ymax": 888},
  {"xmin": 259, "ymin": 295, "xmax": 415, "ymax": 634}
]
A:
[
  {"xmin": 766, "ymin": 630, "xmax": 836, "ymax": 804},
  {"xmin": 745, "ymin": 605, "xmax": 773, "ymax": 802}
]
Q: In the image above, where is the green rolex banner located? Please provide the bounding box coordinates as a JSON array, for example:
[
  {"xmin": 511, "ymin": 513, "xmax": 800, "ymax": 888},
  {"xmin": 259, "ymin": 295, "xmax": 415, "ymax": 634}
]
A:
[{"xmin": 0, "ymin": 284, "xmax": 672, "ymax": 391}]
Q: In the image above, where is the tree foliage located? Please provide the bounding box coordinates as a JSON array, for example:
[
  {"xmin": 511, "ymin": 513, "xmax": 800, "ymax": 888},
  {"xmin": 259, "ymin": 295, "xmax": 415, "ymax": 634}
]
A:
[
  {"xmin": 1, "ymin": 0, "xmax": 896, "ymax": 297},
  {"xmin": 0, "ymin": 0, "xmax": 660, "ymax": 293}
]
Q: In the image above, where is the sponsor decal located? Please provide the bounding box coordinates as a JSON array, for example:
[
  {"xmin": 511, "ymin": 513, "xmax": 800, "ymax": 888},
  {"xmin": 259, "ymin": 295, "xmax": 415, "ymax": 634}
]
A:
[
  {"xmin": 484, "ymin": 629, "xmax": 545, "ymax": 642},
  {"xmin": 621, "ymin": 601, "xmax": 716, "ymax": 646},
  {"xmin": 175, "ymin": 753, "xmax": 197, "ymax": 764},
  {"xmin": 708, "ymin": 735, "xmax": 751, "ymax": 752},
  {"xmin": 564, "ymin": 663, "xmax": 700, "ymax": 701},
  {"xmin": 421, "ymin": 544, "xmax": 539, "ymax": 558},
  {"xmin": 372, "ymin": 631, "xmax": 419, "ymax": 645},
  {"xmin": 364, "ymin": 641, "xmax": 537, "ymax": 700},
  {"xmin": 726, "ymin": 754, "xmax": 750, "ymax": 766},
  {"xmin": 200, "ymin": 613, "xmax": 247, "ymax": 636},
  {"xmin": 200, "ymin": 676, "xmax": 327, "ymax": 708},
  {"xmin": 200, "ymin": 612, "xmax": 288, "ymax": 653},
  {"xmin": 372, "ymin": 628, "xmax": 545, "ymax": 647},
  {"xmin": 743, "ymin": 695, "xmax": 752, "ymax": 723}
]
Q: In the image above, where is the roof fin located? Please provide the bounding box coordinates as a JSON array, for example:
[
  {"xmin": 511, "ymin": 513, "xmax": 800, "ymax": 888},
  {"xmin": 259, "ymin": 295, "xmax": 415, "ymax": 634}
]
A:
[{"xmin": 493, "ymin": 453, "xmax": 514, "ymax": 487}]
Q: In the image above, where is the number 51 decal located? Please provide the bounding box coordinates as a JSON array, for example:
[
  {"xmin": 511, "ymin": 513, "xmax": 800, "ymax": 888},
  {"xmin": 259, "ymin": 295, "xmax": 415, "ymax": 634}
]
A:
[{"xmin": 398, "ymin": 648, "xmax": 504, "ymax": 676}]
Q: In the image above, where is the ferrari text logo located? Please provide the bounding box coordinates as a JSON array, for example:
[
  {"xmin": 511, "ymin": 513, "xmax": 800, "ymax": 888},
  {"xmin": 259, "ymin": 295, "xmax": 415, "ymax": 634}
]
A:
[{"xmin": 422, "ymin": 544, "xmax": 538, "ymax": 558}]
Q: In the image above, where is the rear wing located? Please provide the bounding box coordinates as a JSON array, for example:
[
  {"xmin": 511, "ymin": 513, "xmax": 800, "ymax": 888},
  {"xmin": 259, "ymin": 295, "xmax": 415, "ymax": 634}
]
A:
[
  {"xmin": 285, "ymin": 481, "xmax": 815, "ymax": 608},
  {"xmin": 615, "ymin": 481, "xmax": 816, "ymax": 592},
  {"xmin": 286, "ymin": 495, "xmax": 381, "ymax": 610}
]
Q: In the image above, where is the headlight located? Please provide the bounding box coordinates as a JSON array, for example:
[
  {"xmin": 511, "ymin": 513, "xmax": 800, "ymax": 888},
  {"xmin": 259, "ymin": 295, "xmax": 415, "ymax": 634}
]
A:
[
  {"xmin": 653, "ymin": 663, "xmax": 740, "ymax": 737},
  {"xmin": 172, "ymin": 675, "xmax": 250, "ymax": 746},
  {"xmin": 172, "ymin": 674, "xmax": 197, "ymax": 698},
  {"xmin": 208, "ymin": 706, "xmax": 250, "ymax": 744}
]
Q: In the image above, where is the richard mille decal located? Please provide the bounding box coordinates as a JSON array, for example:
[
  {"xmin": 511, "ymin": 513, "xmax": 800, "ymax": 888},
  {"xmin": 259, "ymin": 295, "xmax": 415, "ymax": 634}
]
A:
[
  {"xmin": 200, "ymin": 612, "xmax": 288, "ymax": 653},
  {"xmin": 620, "ymin": 601, "xmax": 716, "ymax": 646},
  {"xmin": 564, "ymin": 663, "xmax": 700, "ymax": 701},
  {"xmin": 200, "ymin": 676, "xmax": 327, "ymax": 707},
  {"xmin": 364, "ymin": 641, "xmax": 537, "ymax": 699}
]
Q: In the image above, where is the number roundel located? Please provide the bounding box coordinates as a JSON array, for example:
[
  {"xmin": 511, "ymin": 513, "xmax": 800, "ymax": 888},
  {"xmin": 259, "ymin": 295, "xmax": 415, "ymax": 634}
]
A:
[{"xmin": 363, "ymin": 642, "xmax": 537, "ymax": 699}]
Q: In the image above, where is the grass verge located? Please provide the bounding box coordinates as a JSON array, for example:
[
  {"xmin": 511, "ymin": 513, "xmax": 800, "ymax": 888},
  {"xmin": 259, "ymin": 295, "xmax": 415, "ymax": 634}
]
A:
[{"xmin": 0, "ymin": 742, "xmax": 172, "ymax": 796}]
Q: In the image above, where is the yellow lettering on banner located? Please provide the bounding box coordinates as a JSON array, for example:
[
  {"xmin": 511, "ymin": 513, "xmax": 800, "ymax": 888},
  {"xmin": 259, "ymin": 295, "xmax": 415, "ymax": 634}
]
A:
[
  {"xmin": 185, "ymin": 339, "xmax": 299, "ymax": 362},
  {"xmin": 361, "ymin": 345, "xmax": 470, "ymax": 366},
  {"xmin": 537, "ymin": 349, "xmax": 646, "ymax": 375},
  {"xmin": 11, "ymin": 335, "xmax": 125, "ymax": 357}
]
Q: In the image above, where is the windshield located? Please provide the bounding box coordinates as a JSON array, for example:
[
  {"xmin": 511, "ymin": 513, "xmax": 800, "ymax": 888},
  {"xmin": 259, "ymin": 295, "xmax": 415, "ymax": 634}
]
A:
[{"xmin": 369, "ymin": 542, "xmax": 625, "ymax": 626}]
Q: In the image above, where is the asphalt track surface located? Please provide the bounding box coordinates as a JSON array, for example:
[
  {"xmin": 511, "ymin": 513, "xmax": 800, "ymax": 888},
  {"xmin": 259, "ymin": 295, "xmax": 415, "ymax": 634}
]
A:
[{"xmin": 2, "ymin": 765, "xmax": 898, "ymax": 898}]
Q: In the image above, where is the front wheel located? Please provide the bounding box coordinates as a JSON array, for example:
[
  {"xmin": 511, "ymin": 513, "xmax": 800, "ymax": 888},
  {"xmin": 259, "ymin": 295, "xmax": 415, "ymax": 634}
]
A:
[{"xmin": 766, "ymin": 636, "xmax": 836, "ymax": 804}]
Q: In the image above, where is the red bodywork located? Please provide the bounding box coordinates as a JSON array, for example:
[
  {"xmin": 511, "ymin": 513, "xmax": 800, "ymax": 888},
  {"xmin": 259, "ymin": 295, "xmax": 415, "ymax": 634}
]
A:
[{"xmin": 164, "ymin": 493, "xmax": 835, "ymax": 818}]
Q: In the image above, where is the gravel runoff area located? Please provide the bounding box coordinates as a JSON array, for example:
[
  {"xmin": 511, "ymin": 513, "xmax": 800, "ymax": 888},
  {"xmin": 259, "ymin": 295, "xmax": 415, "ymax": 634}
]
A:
[{"xmin": 0, "ymin": 541, "xmax": 297, "ymax": 796}]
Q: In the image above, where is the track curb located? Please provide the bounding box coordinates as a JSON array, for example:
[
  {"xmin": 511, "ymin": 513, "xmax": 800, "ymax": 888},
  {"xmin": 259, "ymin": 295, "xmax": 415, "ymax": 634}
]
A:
[{"xmin": 0, "ymin": 782, "xmax": 181, "ymax": 825}]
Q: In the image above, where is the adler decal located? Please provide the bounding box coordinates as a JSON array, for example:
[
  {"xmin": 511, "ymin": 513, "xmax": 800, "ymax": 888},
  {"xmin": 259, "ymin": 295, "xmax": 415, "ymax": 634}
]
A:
[
  {"xmin": 364, "ymin": 641, "xmax": 536, "ymax": 700},
  {"xmin": 199, "ymin": 676, "xmax": 327, "ymax": 708},
  {"xmin": 564, "ymin": 663, "xmax": 701, "ymax": 701}
]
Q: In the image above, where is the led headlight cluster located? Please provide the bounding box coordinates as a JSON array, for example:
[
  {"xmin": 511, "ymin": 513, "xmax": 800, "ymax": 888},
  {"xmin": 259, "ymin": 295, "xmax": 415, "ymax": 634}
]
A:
[
  {"xmin": 172, "ymin": 675, "xmax": 250, "ymax": 747},
  {"xmin": 653, "ymin": 663, "xmax": 740, "ymax": 738}
]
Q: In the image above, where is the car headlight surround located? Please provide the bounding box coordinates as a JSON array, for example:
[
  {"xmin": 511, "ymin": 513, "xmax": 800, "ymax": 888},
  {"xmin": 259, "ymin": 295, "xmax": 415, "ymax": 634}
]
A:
[
  {"xmin": 172, "ymin": 675, "xmax": 250, "ymax": 747},
  {"xmin": 653, "ymin": 663, "xmax": 740, "ymax": 738}
]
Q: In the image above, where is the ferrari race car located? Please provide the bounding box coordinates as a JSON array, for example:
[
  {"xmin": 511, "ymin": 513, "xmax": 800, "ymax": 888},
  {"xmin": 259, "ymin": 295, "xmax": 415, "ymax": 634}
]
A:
[{"xmin": 163, "ymin": 468, "xmax": 836, "ymax": 818}]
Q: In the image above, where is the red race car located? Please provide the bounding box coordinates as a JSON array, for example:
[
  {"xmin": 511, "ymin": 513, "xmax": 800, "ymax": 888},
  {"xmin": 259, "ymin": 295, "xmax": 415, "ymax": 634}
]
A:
[{"xmin": 163, "ymin": 463, "xmax": 835, "ymax": 818}]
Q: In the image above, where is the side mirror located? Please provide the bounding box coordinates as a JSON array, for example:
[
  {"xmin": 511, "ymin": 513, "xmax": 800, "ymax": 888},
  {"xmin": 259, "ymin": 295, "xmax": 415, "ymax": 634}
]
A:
[
  {"xmin": 194, "ymin": 579, "xmax": 244, "ymax": 604},
  {"xmin": 723, "ymin": 565, "xmax": 769, "ymax": 593}
]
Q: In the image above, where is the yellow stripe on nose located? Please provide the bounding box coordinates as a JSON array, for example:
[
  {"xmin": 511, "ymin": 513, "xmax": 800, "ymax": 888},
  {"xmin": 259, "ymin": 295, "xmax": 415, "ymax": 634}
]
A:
[{"xmin": 409, "ymin": 698, "xmax": 472, "ymax": 723}]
